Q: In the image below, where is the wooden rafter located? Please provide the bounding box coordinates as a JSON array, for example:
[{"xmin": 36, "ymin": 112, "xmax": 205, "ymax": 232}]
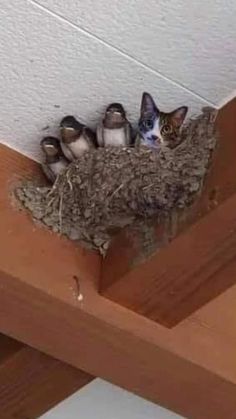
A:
[
  {"xmin": 1, "ymin": 115, "xmax": 236, "ymax": 418},
  {"xmin": 101, "ymin": 193, "xmax": 236, "ymax": 326},
  {"xmin": 0, "ymin": 334, "xmax": 93, "ymax": 419}
]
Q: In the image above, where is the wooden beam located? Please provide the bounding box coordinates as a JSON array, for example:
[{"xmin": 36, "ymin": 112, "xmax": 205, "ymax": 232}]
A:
[
  {"xmin": 0, "ymin": 333, "xmax": 93, "ymax": 419},
  {"xmin": 0, "ymin": 333, "xmax": 23, "ymax": 363},
  {"xmin": 101, "ymin": 98, "xmax": 236, "ymax": 326},
  {"xmin": 101, "ymin": 193, "xmax": 236, "ymax": 326},
  {"xmin": 1, "ymin": 145, "xmax": 236, "ymax": 418}
]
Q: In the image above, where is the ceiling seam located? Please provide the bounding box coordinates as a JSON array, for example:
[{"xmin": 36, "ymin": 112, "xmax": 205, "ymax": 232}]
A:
[{"xmin": 28, "ymin": 0, "xmax": 217, "ymax": 108}]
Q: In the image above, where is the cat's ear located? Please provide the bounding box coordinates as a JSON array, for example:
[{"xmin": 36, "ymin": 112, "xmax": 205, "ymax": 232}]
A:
[
  {"xmin": 140, "ymin": 92, "xmax": 159, "ymax": 116},
  {"xmin": 170, "ymin": 106, "xmax": 188, "ymax": 128}
]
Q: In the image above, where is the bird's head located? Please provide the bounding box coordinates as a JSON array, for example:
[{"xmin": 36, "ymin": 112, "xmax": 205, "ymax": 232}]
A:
[
  {"xmin": 60, "ymin": 115, "xmax": 83, "ymax": 143},
  {"xmin": 40, "ymin": 136, "xmax": 61, "ymax": 157},
  {"xmin": 104, "ymin": 103, "xmax": 127, "ymax": 128}
]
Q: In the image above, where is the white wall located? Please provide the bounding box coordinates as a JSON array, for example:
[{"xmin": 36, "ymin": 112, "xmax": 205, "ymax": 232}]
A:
[
  {"xmin": 1, "ymin": 1, "xmax": 235, "ymax": 161},
  {"xmin": 40, "ymin": 379, "xmax": 183, "ymax": 419}
]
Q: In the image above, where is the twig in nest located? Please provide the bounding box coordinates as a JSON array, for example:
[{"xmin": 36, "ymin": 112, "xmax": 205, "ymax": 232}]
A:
[
  {"xmin": 46, "ymin": 175, "xmax": 62, "ymax": 209},
  {"xmin": 47, "ymin": 195, "xmax": 57, "ymax": 209},
  {"xmin": 58, "ymin": 179, "xmax": 68, "ymax": 234},
  {"xmin": 46, "ymin": 175, "xmax": 60, "ymax": 198},
  {"xmin": 58, "ymin": 174, "xmax": 72, "ymax": 233},
  {"xmin": 107, "ymin": 183, "xmax": 124, "ymax": 203},
  {"xmin": 143, "ymin": 183, "xmax": 154, "ymax": 191},
  {"xmin": 87, "ymin": 153, "xmax": 95, "ymax": 197},
  {"xmin": 66, "ymin": 166, "xmax": 73, "ymax": 191}
]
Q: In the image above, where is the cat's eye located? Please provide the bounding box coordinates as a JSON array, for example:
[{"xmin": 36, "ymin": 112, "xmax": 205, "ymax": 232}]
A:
[
  {"xmin": 144, "ymin": 119, "xmax": 153, "ymax": 130},
  {"xmin": 162, "ymin": 124, "xmax": 171, "ymax": 134}
]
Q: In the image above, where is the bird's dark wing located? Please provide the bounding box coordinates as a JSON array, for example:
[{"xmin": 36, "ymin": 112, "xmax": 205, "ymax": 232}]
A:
[
  {"xmin": 60, "ymin": 140, "xmax": 75, "ymax": 161},
  {"xmin": 124, "ymin": 121, "xmax": 133, "ymax": 146},
  {"xmin": 83, "ymin": 127, "xmax": 97, "ymax": 147},
  {"xmin": 96, "ymin": 123, "xmax": 104, "ymax": 147},
  {"xmin": 41, "ymin": 163, "xmax": 56, "ymax": 183}
]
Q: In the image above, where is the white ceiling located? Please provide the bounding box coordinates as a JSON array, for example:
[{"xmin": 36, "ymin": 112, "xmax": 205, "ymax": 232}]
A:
[
  {"xmin": 1, "ymin": 0, "xmax": 235, "ymax": 161},
  {"xmin": 40, "ymin": 379, "xmax": 184, "ymax": 419},
  {"xmin": 36, "ymin": 0, "xmax": 236, "ymax": 105}
]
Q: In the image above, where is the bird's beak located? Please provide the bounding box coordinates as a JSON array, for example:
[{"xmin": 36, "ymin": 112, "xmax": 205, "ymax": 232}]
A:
[
  {"xmin": 61, "ymin": 126, "xmax": 74, "ymax": 132},
  {"xmin": 45, "ymin": 144, "xmax": 55, "ymax": 149}
]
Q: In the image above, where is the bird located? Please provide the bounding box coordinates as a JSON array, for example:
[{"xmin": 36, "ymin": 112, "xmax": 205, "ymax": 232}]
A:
[
  {"xmin": 96, "ymin": 103, "xmax": 132, "ymax": 147},
  {"xmin": 40, "ymin": 136, "xmax": 69, "ymax": 183},
  {"xmin": 60, "ymin": 115, "xmax": 97, "ymax": 161}
]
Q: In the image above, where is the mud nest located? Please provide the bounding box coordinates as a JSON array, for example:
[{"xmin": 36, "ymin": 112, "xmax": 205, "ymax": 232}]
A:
[{"xmin": 16, "ymin": 107, "xmax": 218, "ymax": 255}]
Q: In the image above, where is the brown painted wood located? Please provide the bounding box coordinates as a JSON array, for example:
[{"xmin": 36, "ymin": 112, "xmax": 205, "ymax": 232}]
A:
[
  {"xmin": 101, "ymin": 98, "xmax": 236, "ymax": 326},
  {"xmin": 2, "ymin": 269, "xmax": 236, "ymax": 419},
  {"xmin": 102, "ymin": 193, "xmax": 236, "ymax": 326},
  {"xmin": 0, "ymin": 335, "xmax": 93, "ymax": 419},
  {"xmin": 1, "ymin": 144, "xmax": 236, "ymax": 418},
  {"xmin": 0, "ymin": 333, "xmax": 23, "ymax": 364}
]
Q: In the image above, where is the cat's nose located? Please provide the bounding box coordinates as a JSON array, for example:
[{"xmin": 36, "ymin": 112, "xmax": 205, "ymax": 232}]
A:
[{"xmin": 151, "ymin": 135, "xmax": 158, "ymax": 141}]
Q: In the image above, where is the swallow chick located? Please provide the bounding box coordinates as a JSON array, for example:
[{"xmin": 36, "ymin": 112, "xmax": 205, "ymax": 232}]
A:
[
  {"xmin": 60, "ymin": 115, "xmax": 97, "ymax": 161},
  {"xmin": 40, "ymin": 136, "xmax": 69, "ymax": 183},
  {"xmin": 96, "ymin": 103, "xmax": 132, "ymax": 147}
]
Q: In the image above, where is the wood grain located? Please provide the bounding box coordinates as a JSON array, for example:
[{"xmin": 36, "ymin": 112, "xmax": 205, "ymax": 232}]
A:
[
  {"xmin": 1, "ymin": 144, "xmax": 236, "ymax": 418},
  {"xmin": 101, "ymin": 98, "xmax": 236, "ymax": 326},
  {"xmin": 0, "ymin": 333, "xmax": 23, "ymax": 364},
  {"xmin": 101, "ymin": 193, "xmax": 236, "ymax": 326},
  {"xmin": 0, "ymin": 334, "xmax": 93, "ymax": 419}
]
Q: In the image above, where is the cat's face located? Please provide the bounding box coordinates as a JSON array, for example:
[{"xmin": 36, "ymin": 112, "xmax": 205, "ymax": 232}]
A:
[{"xmin": 138, "ymin": 92, "xmax": 188, "ymax": 149}]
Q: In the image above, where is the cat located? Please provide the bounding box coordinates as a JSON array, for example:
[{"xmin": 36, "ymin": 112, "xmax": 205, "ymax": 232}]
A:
[{"xmin": 137, "ymin": 92, "xmax": 188, "ymax": 150}]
